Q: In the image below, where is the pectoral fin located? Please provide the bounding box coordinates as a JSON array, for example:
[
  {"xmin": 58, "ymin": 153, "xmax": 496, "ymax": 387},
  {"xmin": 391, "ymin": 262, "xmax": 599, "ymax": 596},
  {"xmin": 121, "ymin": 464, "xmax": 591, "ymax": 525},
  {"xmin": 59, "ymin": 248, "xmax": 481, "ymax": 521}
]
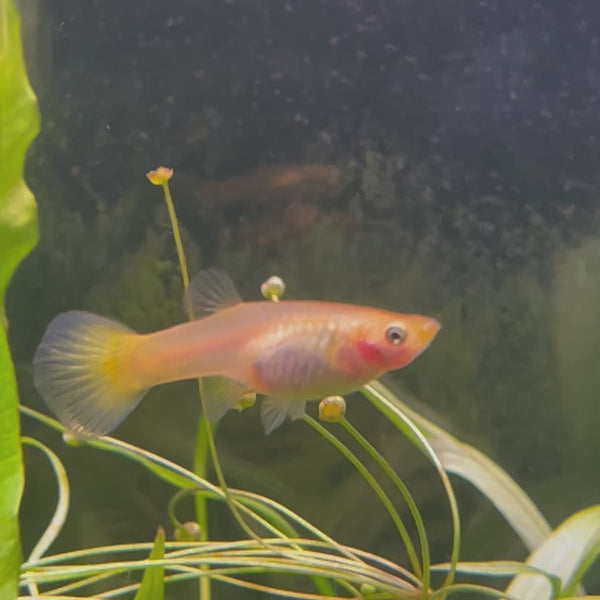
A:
[
  {"xmin": 260, "ymin": 397, "xmax": 307, "ymax": 434},
  {"xmin": 202, "ymin": 376, "xmax": 256, "ymax": 422}
]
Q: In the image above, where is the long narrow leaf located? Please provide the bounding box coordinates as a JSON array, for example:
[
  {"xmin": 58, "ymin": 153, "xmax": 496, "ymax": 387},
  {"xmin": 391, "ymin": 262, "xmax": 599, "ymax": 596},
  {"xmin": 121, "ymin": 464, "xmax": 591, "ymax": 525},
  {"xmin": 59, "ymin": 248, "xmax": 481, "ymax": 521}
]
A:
[
  {"xmin": 506, "ymin": 505, "xmax": 600, "ymax": 600},
  {"xmin": 134, "ymin": 527, "xmax": 165, "ymax": 600},
  {"xmin": 21, "ymin": 437, "xmax": 70, "ymax": 562},
  {"xmin": 432, "ymin": 560, "xmax": 561, "ymax": 597},
  {"xmin": 363, "ymin": 381, "xmax": 552, "ymax": 552},
  {"xmin": 0, "ymin": 0, "xmax": 39, "ymax": 597}
]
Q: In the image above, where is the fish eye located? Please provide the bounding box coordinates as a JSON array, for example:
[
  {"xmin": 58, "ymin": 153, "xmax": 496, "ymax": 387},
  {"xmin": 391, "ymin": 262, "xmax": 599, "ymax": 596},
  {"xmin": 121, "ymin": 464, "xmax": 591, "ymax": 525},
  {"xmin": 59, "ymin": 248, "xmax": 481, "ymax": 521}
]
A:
[{"xmin": 385, "ymin": 324, "xmax": 406, "ymax": 345}]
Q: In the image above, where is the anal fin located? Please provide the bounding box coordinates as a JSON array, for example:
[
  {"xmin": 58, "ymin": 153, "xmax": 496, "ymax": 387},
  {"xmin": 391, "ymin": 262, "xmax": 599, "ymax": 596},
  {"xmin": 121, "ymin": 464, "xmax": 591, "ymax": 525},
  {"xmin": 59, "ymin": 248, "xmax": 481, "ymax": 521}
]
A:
[{"xmin": 260, "ymin": 397, "xmax": 307, "ymax": 434}]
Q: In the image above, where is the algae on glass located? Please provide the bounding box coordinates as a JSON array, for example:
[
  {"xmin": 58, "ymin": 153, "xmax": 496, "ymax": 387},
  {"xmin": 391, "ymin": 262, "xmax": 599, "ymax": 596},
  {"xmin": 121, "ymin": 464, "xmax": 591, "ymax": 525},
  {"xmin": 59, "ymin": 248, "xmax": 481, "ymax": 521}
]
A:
[{"xmin": 0, "ymin": 0, "xmax": 39, "ymax": 597}]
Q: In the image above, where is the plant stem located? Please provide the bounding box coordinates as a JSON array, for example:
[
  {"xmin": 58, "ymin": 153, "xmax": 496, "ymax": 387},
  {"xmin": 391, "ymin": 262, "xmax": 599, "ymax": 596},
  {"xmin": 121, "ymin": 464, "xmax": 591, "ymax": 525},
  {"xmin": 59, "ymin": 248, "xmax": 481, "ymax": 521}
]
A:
[
  {"xmin": 156, "ymin": 173, "xmax": 294, "ymax": 547},
  {"xmin": 192, "ymin": 398, "xmax": 210, "ymax": 539},
  {"xmin": 157, "ymin": 172, "xmax": 292, "ymax": 596},
  {"xmin": 339, "ymin": 419, "xmax": 431, "ymax": 592},
  {"xmin": 302, "ymin": 415, "xmax": 422, "ymax": 579},
  {"xmin": 362, "ymin": 382, "xmax": 461, "ymax": 597},
  {"xmin": 160, "ymin": 179, "xmax": 189, "ymax": 292},
  {"xmin": 157, "ymin": 175, "xmax": 210, "ymax": 600}
]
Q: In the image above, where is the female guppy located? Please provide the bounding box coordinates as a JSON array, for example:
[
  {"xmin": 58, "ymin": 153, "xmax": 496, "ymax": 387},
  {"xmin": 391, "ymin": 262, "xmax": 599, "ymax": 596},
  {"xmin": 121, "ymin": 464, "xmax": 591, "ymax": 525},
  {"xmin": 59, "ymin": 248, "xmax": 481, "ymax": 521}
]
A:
[{"xmin": 33, "ymin": 269, "xmax": 440, "ymax": 436}]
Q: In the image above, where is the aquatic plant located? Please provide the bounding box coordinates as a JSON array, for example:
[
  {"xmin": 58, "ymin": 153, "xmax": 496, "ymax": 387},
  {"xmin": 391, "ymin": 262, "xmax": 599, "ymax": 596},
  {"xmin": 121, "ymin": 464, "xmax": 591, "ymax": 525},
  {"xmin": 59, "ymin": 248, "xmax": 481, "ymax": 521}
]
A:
[
  {"xmin": 13, "ymin": 382, "xmax": 600, "ymax": 600},
  {"xmin": 12, "ymin": 160, "xmax": 600, "ymax": 598},
  {"xmin": 0, "ymin": 1, "xmax": 39, "ymax": 598},
  {"xmin": 3, "ymin": 1, "xmax": 600, "ymax": 599}
]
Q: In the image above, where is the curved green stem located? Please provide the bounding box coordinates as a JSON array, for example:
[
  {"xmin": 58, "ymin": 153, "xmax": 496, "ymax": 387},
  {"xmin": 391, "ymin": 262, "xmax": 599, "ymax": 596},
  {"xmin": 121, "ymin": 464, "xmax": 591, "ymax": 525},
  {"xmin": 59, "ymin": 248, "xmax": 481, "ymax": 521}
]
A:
[
  {"xmin": 19, "ymin": 405, "xmax": 377, "ymax": 600},
  {"xmin": 155, "ymin": 173, "xmax": 339, "ymax": 590},
  {"xmin": 154, "ymin": 175, "xmax": 209, "ymax": 600},
  {"xmin": 158, "ymin": 174, "xmax": 258, "ymax": 540},
  {"xmin": 362, "ymin": 382, "xmax": 461, "ymax": 595},
  {"xmin": 302, "ymin": 415, "xmax": 421, "ymax": 579},
  {"xmin": 428, "ymin": 583, "xmax": 522, "ymax": 600},
  {"xmin": 339, "ymin": 418, "xmax": 431, "ymax": 591},
  {"xmin": 21, "ymin": 437, "xmax": 70, "ymax": 562},
  {"xmin": 20, "ymin": 436, "xmax": 70, "ymax": 597}
]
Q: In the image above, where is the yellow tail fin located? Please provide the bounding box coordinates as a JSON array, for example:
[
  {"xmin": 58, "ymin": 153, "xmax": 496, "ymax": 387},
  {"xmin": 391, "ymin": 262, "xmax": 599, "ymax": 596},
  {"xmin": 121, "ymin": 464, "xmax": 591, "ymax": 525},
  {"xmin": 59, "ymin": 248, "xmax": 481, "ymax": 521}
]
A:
[{"xmin": 33, "ymin": 311, "xmax": 147, "ymax": 437}]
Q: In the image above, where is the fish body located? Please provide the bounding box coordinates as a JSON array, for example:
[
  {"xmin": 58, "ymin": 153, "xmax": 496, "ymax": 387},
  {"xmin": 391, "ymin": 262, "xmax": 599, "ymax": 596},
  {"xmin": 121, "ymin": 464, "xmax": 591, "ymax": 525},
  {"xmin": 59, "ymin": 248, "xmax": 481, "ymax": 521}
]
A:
[
  {"xmin": 201, "ymin": 164, "xmax": 342, "ymax": 205},
  {"xmin": 33, "ymin": 270, "xmax": 440, "ymax": 436}
]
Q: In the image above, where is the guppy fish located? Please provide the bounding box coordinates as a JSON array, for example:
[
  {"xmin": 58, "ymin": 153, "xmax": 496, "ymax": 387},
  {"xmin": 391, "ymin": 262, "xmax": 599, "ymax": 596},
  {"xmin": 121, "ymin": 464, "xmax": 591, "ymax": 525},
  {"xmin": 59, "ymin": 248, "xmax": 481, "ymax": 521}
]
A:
[{"xmin": 33, "ymin": 269, "xmax": 440, "ymax": 437}]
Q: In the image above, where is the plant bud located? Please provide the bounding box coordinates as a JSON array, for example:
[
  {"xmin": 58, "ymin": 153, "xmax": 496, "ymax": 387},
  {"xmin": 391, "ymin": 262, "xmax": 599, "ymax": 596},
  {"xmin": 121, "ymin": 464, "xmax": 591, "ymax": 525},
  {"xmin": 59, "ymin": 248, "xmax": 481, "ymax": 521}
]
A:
[
  {"xmin": 360, "ymin": 583, "xmax": 377, "ymax": 595},
  {"xmin": 260, "ymin": 275, "xmax": 286, "ymax": 302},
  {"xmin": 146, "ymin": 166, "xmax": 173, "ymax": 185},
  {"xmin": 318, "ymin": 395, "xmax": 346, "ymax": 422},
  {"xmin": 175, "ymin": 521, "xmax": 202, "ymax": 541},
  {"xmin": 62, "ymin": 431, "xmax": 85, "ymax": 446}
]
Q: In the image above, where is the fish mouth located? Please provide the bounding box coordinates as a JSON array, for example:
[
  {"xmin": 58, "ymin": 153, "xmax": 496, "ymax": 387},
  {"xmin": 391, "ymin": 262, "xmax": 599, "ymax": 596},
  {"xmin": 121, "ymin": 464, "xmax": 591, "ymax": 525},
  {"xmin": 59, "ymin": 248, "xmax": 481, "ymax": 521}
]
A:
[
  {"xmin": 417, "ymin": 317, "xmax": 441, "ymax": 347},
  {"xmin": 392, "ymin": 316, "xmax": 441, "ymax": 369}
]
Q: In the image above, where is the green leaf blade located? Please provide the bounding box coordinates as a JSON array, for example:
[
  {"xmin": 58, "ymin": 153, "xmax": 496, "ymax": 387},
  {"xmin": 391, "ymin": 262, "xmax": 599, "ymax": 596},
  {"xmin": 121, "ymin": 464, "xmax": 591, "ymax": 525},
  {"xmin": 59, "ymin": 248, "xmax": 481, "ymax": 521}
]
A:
[
  {"xmin": 0, "ymin": 1, "xmax": 39, "ymax": 300},
  {"xmin": 134, "ymin": 526, "xmax": 165, "ymax": 600},
  {"xmin": 364, "ymin": 381, "xmax": 552, "ymax": 552},
  {"xmin": 0, "ymin": 0, "xmax": 40, "ymax": 597},
  {"xmin": 506, "ymin": 505, "xmax": 600, "ymax": 600}
]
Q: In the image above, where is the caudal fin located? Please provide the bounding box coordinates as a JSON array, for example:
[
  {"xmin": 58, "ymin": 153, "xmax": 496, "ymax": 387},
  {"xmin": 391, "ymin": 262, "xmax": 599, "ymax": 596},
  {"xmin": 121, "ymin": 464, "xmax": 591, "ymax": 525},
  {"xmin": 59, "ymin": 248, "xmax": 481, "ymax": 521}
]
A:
[{"xmin": 33, "ymin": 311, "xmax": 148, "ymax": 437}]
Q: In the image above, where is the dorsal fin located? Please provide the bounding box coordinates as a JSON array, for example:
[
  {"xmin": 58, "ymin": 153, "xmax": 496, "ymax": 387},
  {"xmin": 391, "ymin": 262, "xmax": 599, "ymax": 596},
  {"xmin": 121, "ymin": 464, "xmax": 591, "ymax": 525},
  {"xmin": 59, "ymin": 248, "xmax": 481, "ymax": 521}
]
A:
[{"xmin": 184, "ymin": 268, "xmax": 242, "ymax": 318}]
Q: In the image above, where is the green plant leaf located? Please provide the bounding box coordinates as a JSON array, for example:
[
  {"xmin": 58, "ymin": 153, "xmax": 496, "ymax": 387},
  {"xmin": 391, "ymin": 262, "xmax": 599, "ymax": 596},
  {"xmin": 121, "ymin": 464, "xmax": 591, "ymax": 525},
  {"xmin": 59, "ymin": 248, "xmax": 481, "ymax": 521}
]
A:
[
  {"xmin": 432, "ymin": 560, "xmax": 561, "ymax": 598},
  {"xmin": 363, "ymin": 381, "xmax": 552, "ymax": 552},
  {"xmin": 21, "ymin": 437, "xmax": 70, "ymax": 563},
  {"xmin": 505, "ymin": 505, "xmax": 600, "ymax": 600},
  {"xmin": 0, "ymin": 0, "xmax": 39, "ymax": 598},
  {"xmin": 134, "ymin": 526, "xmax": 165, "ymax": 600}
]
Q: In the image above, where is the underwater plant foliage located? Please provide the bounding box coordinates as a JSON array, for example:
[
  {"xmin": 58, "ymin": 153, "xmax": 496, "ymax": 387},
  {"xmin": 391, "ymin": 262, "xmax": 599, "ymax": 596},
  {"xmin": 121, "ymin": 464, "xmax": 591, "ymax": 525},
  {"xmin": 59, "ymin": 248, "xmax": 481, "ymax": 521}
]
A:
[
  {"xmin": 16, "ymin": 386, "xmax": 600, "ymax": 599},
  {"xmin": 8, "ymin": 148, "xmax": 599, "ymax": 595},
  {"xmin": 6, "ymin": 124, "xmax": 598, "ymax": 594},
  {"xmin": 11, "ymin": 167, "xmax": 600, "ymax": 599},
  {"xmin": 0, "ymin": 0, "xmax": 39, "ymax": 598},
  {"xmin": 133, "ymin": 526, "xmax": 165, "ymax": 600}
]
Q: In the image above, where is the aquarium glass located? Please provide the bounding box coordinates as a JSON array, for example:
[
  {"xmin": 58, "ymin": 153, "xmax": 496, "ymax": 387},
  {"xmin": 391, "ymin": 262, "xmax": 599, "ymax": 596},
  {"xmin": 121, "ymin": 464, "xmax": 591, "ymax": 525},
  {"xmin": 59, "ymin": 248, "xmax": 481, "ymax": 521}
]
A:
[{"xmin": 7, "ymin": 0, "xmax": 600, "ymax": 597}]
